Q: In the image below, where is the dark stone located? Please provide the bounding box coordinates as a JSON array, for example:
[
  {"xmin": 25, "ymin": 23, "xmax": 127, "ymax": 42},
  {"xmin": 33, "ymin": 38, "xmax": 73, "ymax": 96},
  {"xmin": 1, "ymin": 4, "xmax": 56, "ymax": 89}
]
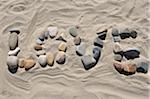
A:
[
  {"xmin": 123, "ymin": 48, "xmax": 140, "ymax": 60},
  {"xmin": 93, "ymin": 47, "xmax": 101, "ymax": 61},
  {"xmin": 112, "ymin": 28, "xmax": 119, "ymax": 36},
  {"xmin": 9, "ymin": 28, "xmax": 20, "ymax": 34},
  {"xmin": 119, "ymin": 29, "xmax": 131, "ymax": 39},
  {"xmin": 94, "ymin": 37, "xmax": 104, "ymax": 48},
  {"xmin": 137, "ymin": 62, "xmax": 149, "ymax": 73},
  {"xmin": 97, "ymin": 29, "xmax": 107, "ymax": 40},
  {"xmin": 130, "ymin": 30, "xmax": 137, "ymax": 38}
]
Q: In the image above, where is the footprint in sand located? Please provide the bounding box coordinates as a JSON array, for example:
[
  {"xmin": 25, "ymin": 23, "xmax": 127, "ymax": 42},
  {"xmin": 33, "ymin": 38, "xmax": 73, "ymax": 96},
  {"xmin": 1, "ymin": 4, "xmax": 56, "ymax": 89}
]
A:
[{"xmin": 112, "ymin": 27, "xmax": 149, "ymax": 75}]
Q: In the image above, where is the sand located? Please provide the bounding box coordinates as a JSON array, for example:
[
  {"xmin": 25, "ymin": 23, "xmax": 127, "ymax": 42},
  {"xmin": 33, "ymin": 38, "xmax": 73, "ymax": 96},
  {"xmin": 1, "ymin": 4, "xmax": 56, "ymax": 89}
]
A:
[{"xmin": 0, "ymin": 0, "xmax": 150, "ymax": 99}]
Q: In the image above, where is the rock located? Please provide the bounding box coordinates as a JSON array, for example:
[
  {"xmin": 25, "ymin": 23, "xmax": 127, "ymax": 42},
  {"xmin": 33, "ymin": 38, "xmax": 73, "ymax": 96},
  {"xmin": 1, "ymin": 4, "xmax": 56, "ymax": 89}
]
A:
[
  {"xmin": 119, "ymin": 28, "xmax": 131, "ymax": 39},
  {"xmin": 56, "ymin": 51, "xmax": 66, "ymax": 64},
  {"xmin": 94, "ymin": 37, "xmax": 104, "ymax": 48},
  {"xmin": 123, "ymin": 48, "xmax": 140, "ymax": 60},
  {"xmin": 130, "ymin": 30, "xmax": 137, "ymax": 38},
  {"xmin": 81, "ymin": 55, "xmax": 96, "ymax": 70},
  {"xmin": 8, "ymin": 47, "xmax": 20, "ymax": 56},
  {"xmin": 23, "ymin": 59, "xmax": 36, "ymax": 71},
  {"xmin": 112, "ymin": 28, "xmax": 119, "ymax": 36},
  {"xmin": 36, "ymin": 50, "xmax": 46, "ymax": 56},
  {"xmin": 18, "ymin": 58, "xmax": 25, "ymax": 68},
  {"xmin": 56, "ymin": 32, "xmax": 67, "ymax": 42},
  {"xmin": 69, "ymin": 26, "xmax": 78, "ymax": 37},
  {"xmin": 97, "ymin": 29, "xmax": 107, "ymax": 40},
  {"xmin": 36, "ymin": 38, "xmax": 43, "ymax": 45},
  {"xmin": 76, "ymin": 43, "xmax": 85, "ymax": 56},
  {"xmin": 74, "ymin": 36, "xmax": 81, "ymax": 45},
  {"xmin": 113, "ymin": 36, "xmax": 121, "ymax": 42},
  {"xmin": 7, "ymin": 56, "xmax": 18, "ymax": 73},
  {"xmin": 58, "ymin": 42, "xmax": 67, "ymax": 52},
  {"xmin": 38, "ymin": 55, "xmax": 47, "ymax": 67},
  {"xmin": 93, "ymin": 47, "xmax": 101, "ymax": 61},
  {"xmin": 34, "ymin": 44, "xmax": 43, "ymax": 51},
  {"xmin": 48, "ymin": 27, "xmax": 58, "ymax": 38},
  {"xmin": 46, "ymin": 52, "xmax": 55, "ymax": 66},
  {"xmin": 137, "ymin": 62, "xmax": 149, "ymax": 73},
  {"xmin": 113, "ymin": 42, "xmax": 123, "ymax": 54},
  {"xmin": 9, "ymin": 28, "xmax": 20, "ymax": 34},
  {"xmin": 9, "ymin": 32, "xmax": 18, "ymax": 50},
  {"xmin": 113, "ymin": 61, "xmax": 137, "ymax": 75},
  {"xmin": 38, "ymin": 33, "xmax": 45, "ymax": 41},
  {"xmin": 44, "ymin": 31, "xmax": 49, "ymax": 39},
  {"xmin": 114, "ymin": 54, "xmax": 123, "ymax": 62}
]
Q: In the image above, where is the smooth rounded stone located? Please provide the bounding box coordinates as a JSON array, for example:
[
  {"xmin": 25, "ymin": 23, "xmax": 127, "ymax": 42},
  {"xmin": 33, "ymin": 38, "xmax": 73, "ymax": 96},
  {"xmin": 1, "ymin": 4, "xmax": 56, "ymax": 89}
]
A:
[
  {"xmin": 56, "ymin": 32, "xmax": 67, "ymax": 42},
  {"xmin": 112, "ymin": 28, "xmax": 119, "ymax": 36},
  {"xmin": 81, "ymin": 55, "xmax": 96, "ymax": 70},
  {"xmin": 93, "ymin": 47, "xmax": 101, "ymax": 61},
  {"xmin": 7, "ymin": 56, "xmax": 18, "ymax": 73},
  {"xmin": 36, "ymin": 50, "xmax": 46, "ymax": 56},
  {"xmin": 38, "ymin": 33, "xmax": 45, "ymax": 41},
  {"xmin": 130, "ymin": 30, "xmax": 137, "ymax": 38},
  {"xmin": 123, "ymin": 48, "xmax": 140, "ymax": 60},
  {"xmin": 58, "ymin": 42, "xmax": 67, "ymax": 52},
  {"xmin": 46, "ymin": 52, "xmax": 55, "ymax": 66},
  {"xmin": 21, "ymin": 59, "xmax": 36, "ymax": 71},
  {"xmin": 119, "ymin": 28, "xmax": 131, "ymax": 39},
  {"xmin": 113, "ymin": 42, "xmax": 123, "ymax": 54},
  {"xmin": 94, "ymin": 37, "xmax": 104, "ymax": 48},
  {"xmin": 113, "ymin": 36, "xmax": 121, "ymax": 42},
  {"xmin": 113, "ymin": 61, "xmax": 137, "ymax": 75},
  {"xmin": 68, "ymin": 26, "xmax": 78, "ymax": 37},
  {"xmin": 97, "ymin": 29, "xmax": 107, "ymax": 40},
  {"xmin": 114, "ymin": 54, "xmax": 123, "ymax": 62},
  {"xmin": 38, "ymin": 55, "xmax": 47, "ymax": 67},
  {"xmin": 9, "ymin": 28, "xmax": 20, "ymax": 34},
  {"xmin": 76, "ymin": 43, "xmax": 86, "ymax": 56},
  {"xmin": 18, "ymin": 58, "xmax": 25, "ymax": 68},
  {"xmin": 44, "ymin": 31, "xmax": 49, "ymax": 39},
  {"xmin": 34, "ymin": 44, "xmax": 43, "ymax": 51},
  {"xmin": 9, "ymin": 32, "xmax": 18, "ymax": 50},
  {"xmin": 8, "ymin": 47, "xmax": 20, "ymax": 56},
  {"xmin": 36, "ymin": 38, "xmax": 43, "ymax": 45},
  {"xmin": 74, "ymin": 36, "xmax": 81, "ymax": 45},
  {"xmin": 56, "ymin": 51, "xmax": 66, "ymax": 64},
  {"xmin": 137, "ymin": 62, "xmax": 149, "ymax": 73},
  {"xmin": 48, "ymin": 26, "xmax": 58, "ymax": 38}
]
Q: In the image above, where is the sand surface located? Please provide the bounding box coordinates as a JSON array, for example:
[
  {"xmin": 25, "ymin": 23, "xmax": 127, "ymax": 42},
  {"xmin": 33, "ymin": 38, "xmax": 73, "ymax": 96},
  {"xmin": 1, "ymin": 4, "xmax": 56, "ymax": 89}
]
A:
[{"xmin": 0, "ymin": 0, "xmax": 150, "ymax": 99}]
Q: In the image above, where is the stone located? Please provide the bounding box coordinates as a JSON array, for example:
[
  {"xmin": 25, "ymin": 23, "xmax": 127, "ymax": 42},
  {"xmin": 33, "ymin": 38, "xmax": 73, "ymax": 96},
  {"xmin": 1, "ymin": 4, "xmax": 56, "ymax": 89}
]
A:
[
  {"xmin": 130, "ymin": 30, "xmax": 137, "ymax": 38},
  {"xmin": 113, "ymin": 42, "xmax": 123, "ymax": 54},
  {"xmin": 119, "ymin": 28, "xmax": 131, "ymax": 39},
  {"xmin": 69, "ymin": 26, "xmax": 78, "ymax": 37},
  {"xmin": 56, "ymin": 51, "xmax": 66, "ymax": 64},
  {"xmin": 58, "ymin": 42, "xmax": 67, "ymax": 52},
  {"xmin": 34, "ymin": 44, "xmax": 43, "ymax": 51},
  {"xmin": 36, "ymin": 50, "xmax": 46, "ymax": 56},
  {"xmin": 56, "ymin": 32, "xmax": 67, "ymax": 42},
  {"xmin": 48, "ymin": 27, "xmax": 58, "ymax": 38},
  {"xmin": 36, "ymin": 38, "xmax": 43, "ymax": 45},
  {"xmin": 46, "ymin": 52, "xmax": 55, "ymax": 66},
  {"xmin": 123, "ymin": 48, "xmax": 140, "ymax": 60},
  {"xmin": 9, "ymin": 28, "xmax": 20, "ymax": 34},
  {"xmin": 7, "ymin": 56, "xmax": 18, "ymax": 73},
  {"xmin": 113, "ymin": 61, "xmax": 137, "ymax": 75},
  {"xmin": 137, "ymin": 62, "xmax": 149, "ymax": 73},
  {"xmin": 76, "ymin": 43, "xmax": 85, "ymax": 56},
  {"xmin": 38, "ymin": 33, "xmax": 45, "ymax": 41},
  {"xmin": 18, "ymin": 58, "xmax": 25, "ymax": 68},
  {"xmin": 97, "ymin": 29, "xmax": 107, "ymax": 40},
  {"xmin": 94, "ymin": 37, "xmax": 104, "ymax": 48},
  {"xmin": 113, "ymin": 36, "xmax": 121, "ymax": 42},
  {"xmin": 23, "ymin": 59, "xmax": 36, "ymax": 71},
  {"xmin": 38, "ymin": 55, "xmax": 47, "ymax": 67},
  {"xmin": 114, "ymin": 54, "xmax": 123, "ymax": 62},
  {"xmin": 112, "ymin": 28, "xmax": 119, "ymax": 36},
  {"xmin": 44, "ymin": 31, "xmax": 49, "ymax": 39},
  {"xmin": 81, "ymin": 55, "xmax": 96, "ymax": 70},
  {"xmin": 9, "ymin": 32, "xmax": 18, "ymax": 50},
  {"xmin": 8, "ymin": 47, "xmax": 20, "ymax": 56},
  {"xmin": 93, "ymin": 47, "xmax": 101, "ymax": 61},
  {"xmin": 74, "ymin": 36, "xmax": 81, "ymax": 45}
]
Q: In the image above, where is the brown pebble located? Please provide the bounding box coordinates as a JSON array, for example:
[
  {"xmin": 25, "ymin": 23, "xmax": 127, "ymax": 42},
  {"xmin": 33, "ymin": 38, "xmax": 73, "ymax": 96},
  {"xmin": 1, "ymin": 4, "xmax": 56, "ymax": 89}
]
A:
[
  {"xmin": 34, "ymin": 44, "xmax": 43, "ymax": 51},
  {"xmin": 46, "ymin": 52, "xmax": 55, "ymax": 66},
  {"xmin": 74, "ymin": 36, "xmax": 81, "ymax": 45},
  {"xmin": 58, "ymin": 42, "xmax": 67, "ymax": 52},
  {"xmin": 19, "ymin": 59, "xmax": 36, "ymax": 70}
]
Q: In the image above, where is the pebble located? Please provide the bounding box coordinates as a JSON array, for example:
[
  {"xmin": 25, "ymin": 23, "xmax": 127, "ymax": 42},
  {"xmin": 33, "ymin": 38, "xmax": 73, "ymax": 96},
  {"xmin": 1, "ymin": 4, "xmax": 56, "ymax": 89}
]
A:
[
  {"xmin": 112, "ymin": 28, "xmax": 119, "ymax": 36},
  {"xmin": 58, "ymin": 42, "xmax": 67, "ymax": 52},
  {"xmin": 7, "ymin": 56, "xmax": 18, "ymax": 73},
  {"xmin": 123, "ymin": 48, "xmax": 140, "ymax": 60},
  {"xmin": 9, "ymin": 28, "xmax": 20, "ymax": 34},
  {"xmin": 113, "ymin": 42, "xmax": 123, "ymax": 54},
  {"xmin": 130, "ymin": 30, "xmax": 137, "ymax": 38},
  {"xmin": 119, "ymin": 28, "xmax": 131, "ymax": 39},
  {"xmin": 44, "ymin": 31, "xmax": 49, "ymax": 39},
  {"xmin": 9, "ymin": 32, "xmax": 18, "ymax": 50},
  {"xmin": 56, "ymin": 51, "xmax": 66, "ymax": 64},
  {"xmin": 97, "ymin": 30, "xmax": 107, "ymax": 40},
  {"xmin": 46, "ymin": 52, "xmax": 55, "ymax": 66},
  {"xmin": 94, "ymin": 37, "xmax": 104, "ymax": 48},
  {"xmin": 48, "ymin": 27, "xmax": 58, "ymax": 38},
  {"xmin": 81, "ymin": 55, "xmax": 96, "ymax": 70},
  {"xmin": 23, "ymin": 59, "xmax": 36, "ymax": 71},
  {"xmin": 113, "ymin": 36, "xmax": 121, "ymax": 42},
  {"xmin": 38, "ymin": 55, "xmax": 47, "ymax": 67},
  {"xmin": 38, "ymin": 33, "xmax": 45, "ymax": 41},
  {"xmin": 34, "ymin": 44, "xmax": 43, "ymax": 51},
  {"xmin": 18, "ymin": 58, "xmax": 25, "ymax": 68},
  {"xmin": 76, "ymin": 43, "xmax": 85, "ymax": 56},
  {"xmin": 93, "ymin": 47, "xmax": 101, "ymax": 61},
  {"xmin": 137, "ymin": 62, "xmax": 149, "ymax": 73},
  {"xmin": 8, "ymin": 47, "xmax": 20, "ymax": 56},
  {"xmin": 36, "ymin": 50, "xmax": 46, "ymax": 56},
  {"xmin": 69, "ymin": 26, "xmax": 78, "ymax": 37},
  {"xmin": 114, "ymin": 54, "xmax": 123, "ymax": 62},
  {"xmin": 74, "ymin": 36, "xmax": 81, "ymax": 45},
  {"xmin": 36, "ymin": 38, "xmax": 43, "ymax": 45}
]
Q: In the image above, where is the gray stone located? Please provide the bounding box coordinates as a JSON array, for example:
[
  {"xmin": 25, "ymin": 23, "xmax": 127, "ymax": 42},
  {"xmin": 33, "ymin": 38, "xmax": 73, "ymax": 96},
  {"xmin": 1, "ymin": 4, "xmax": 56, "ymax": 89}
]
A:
[
  {"xmin": 9, "ymin": 32, "xmax": 18, "ymax": 50},
  {"xmin": 137, "ymin": 62, "xmax": 149, "ymax": 73},
  {"xmin": 94, "ymin": 37, "xmax": 104, "ymax": 48},
  {"xmin": 74, "ymin": 36, "xmax": 81, "ymax": 45},
  {"xmin": 81, "ymin": 55, "xmax": 96, "ymax": 70},
  {"xmin": 44, "ymin": 31, "xmax": 49, "ymax": 39},
  {"xmin": 8, "ymin": 47, "xmax": 20, "ymax": 56},
  {"xmin": 69, "ymin": 26, "xmax": 78, "ymax": 37},
  {"xmin": 38, "ymin": 55, "xmax": 47, "ymax": 67},
  {"xmin": 36, "ymin": 38, "xmax": 43, "ymax": 45},
  {"xmin": 114, "ymin": 54, "xmax": 123, "ymax": 62},
  {"xmin": 112, "ymin": 28, "xmax": 119, "ymax": 36},
  {"xmin": 113, "ymin": 36, "xmax": 121, "ymax": 42},
  {"xmin": 7, "ymin": 56, "xmax": 18, "ymax": 73},
  {"xmin": 56, "ymin": 51, "xmax": 66, "ymax": 64},
  {"xmin": 48, "ymin": 27, "xmax": 58, "ymax": 38},
  {"xmin": 76, "ymin": 43, "xmax": 85, "ymax": 56},
  {"xmin": 36, "ymin": 50, "xmax": 46, "ymax": 56},
  {"xmin": 93, "ymin": 47, "xmax": 101, "ymax": 61},
  {"xmin": 130, "ymin": 30, "xmax": 137, "ymax": 38}
]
